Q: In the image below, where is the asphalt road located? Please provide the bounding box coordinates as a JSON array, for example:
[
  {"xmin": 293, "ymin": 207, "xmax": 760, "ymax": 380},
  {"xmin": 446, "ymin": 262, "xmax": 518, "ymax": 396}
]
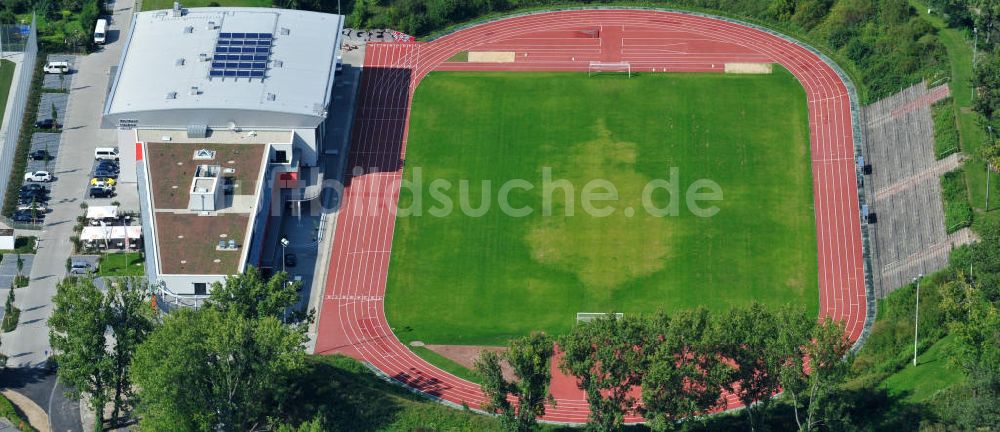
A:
[{"xmin": 1, "ymin": 366, "xmax": 83, "ymax": 432}]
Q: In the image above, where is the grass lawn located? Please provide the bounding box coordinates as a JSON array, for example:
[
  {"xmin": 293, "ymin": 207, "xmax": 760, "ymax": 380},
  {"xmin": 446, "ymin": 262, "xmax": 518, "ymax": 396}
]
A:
[
  {"xmin": 284, "ymin": 355, "xmax": 504, "ymax": 431},
  {"xmin": 932, "ymin": 98, "xmax": 960, "ymax": 159},
  {"xmin": 141, "ymin": 0, "xmax": 272, "ymax": 11},
  {"xmin": 408, "ymin": 346, "xmax": 482, "ymax": 384},
  {"xmin": 882, "ymin": 334, "xmax": 964, "ymax": 403},
  {"xmin": 941, "ymin": 168, "xmax": 973, "ymax": 233},
  {"xmin": 386, "ymin": 69, "xmax": 817, "ymax": 346},
  {"xmin": 98, "ymin": 252, "xmax": 145, "ymax": 277},
  {"xmin": 0, "ymin": 59, "xmax": 15, "ymax": 125},
  {"xmin": 0, "ymin": 393, "xmax": 34, "ymax": 432},
  {"xmin": 0, "ymin": 237, "xmax": 37, "ymax": 255}
]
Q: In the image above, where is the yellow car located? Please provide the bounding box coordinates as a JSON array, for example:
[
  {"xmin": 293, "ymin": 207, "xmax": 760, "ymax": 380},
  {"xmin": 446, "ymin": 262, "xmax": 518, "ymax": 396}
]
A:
[{"xmin": 91, "ymin": 177, "xmax": 116, "ymax": 187}]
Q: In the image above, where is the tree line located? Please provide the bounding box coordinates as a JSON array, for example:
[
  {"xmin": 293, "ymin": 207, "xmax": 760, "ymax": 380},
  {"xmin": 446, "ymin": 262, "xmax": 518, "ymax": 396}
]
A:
[
  {"xmin": 47, "ymin": 268, "xmax": 316, "ymax": 431},
  {"xmin": 475, "ymin": 305, "xmax": 853, "ymax": 432}
]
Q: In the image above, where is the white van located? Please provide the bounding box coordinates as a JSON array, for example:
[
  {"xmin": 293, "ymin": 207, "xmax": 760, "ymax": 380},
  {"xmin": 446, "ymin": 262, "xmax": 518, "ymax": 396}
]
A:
[
  {"xmin": 94, "ymin": 147, "xmax": 119, "ymax": 161},
  {"xmin": 94, "ymin": 18, "xmax": 108, "ymax": 45},
  {"xmin": 43, "ymin": 61, "xmax": 69, "ymax": 74}
]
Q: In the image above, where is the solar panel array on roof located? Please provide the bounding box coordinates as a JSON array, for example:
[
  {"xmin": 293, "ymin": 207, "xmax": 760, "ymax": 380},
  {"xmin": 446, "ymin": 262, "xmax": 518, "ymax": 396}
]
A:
[{"xmin": 210, "ymin": 32, "xmax": 274, "ymax": 79}]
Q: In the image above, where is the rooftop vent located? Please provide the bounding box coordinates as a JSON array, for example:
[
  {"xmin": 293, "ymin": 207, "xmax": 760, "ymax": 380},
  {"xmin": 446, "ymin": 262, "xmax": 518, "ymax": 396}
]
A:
[
  {"xmin": 189, "ymin": 86, "xmax": 200, "ymax": 96},
  {"xmin": 165, "ymin": 91, "xmax": 177, "ymax": 100},
  {"xmin": 175, "ymin": 58, "xmax": 185, "ymax": 66},
  {"xmin": 266, "ymin": 93, "xmax": 276, "ymax": 101},
  {"xmin": 199, "ymin": 53, "xmax": 209, "ymax": 62},
  {"xmin": 272, "ymin": 60, "xmax": 283, "ymax": 68},
  {"xmin": 184, "ymin": 26, "xmax": 193, "ymax": 34},
  {"xmin": 280, "ymin": 27, "xmax": 290, "ymax": 36},
  {"xmin": 187, "ymin": 124, "xmax": 209, "ymax": 139},
  {"xmin": 193, "ymin": 149, "xmax": 216, "ymax": 160}
]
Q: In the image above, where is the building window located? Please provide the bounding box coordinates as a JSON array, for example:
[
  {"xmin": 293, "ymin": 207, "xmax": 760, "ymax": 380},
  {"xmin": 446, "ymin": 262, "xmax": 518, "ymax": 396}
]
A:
[
  {"xmin": 273, "ymin": 150, "xmax": 288, "ymax": 163},
  {"xmin": 193, "ymin": 282, "xmax": 207, "ymax": 295}
]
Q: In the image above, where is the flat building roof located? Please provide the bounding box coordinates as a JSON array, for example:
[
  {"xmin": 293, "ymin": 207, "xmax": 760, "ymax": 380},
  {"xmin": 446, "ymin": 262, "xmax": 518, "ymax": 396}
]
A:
[{"xmin": 105, "ymin": 7, "xmax": 343, "ymax": 128}]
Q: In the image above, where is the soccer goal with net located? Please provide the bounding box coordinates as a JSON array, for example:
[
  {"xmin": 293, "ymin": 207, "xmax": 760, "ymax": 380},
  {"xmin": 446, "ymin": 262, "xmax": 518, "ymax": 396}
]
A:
[
  {"xmin": 576, "ymin": 312, "xmax": 625, "ymax": 323},
  {"xmin": 588, "ymin": 61, "xmax": 631, "ymax": 78}
]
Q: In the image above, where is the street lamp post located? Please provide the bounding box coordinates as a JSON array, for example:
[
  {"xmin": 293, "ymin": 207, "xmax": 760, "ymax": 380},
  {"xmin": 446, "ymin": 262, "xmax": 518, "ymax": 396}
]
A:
[
  {"xmin": 913, "ymin": 273, "xmax": 924, "ymax": 367},
  {"xmin": 280, "ymin": 238, "xmax": 289, "ymax": 273}
]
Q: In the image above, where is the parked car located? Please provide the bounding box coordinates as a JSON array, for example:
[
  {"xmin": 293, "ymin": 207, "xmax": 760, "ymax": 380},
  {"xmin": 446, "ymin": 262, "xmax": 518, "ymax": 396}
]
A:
[
  {"xmin": 94, "ymin": 147, "xmax": 119, "ymax": 161},
  {"xmin": 43, "ymin": 61, "xmax": 70, "ymax": 74},
  {"xmin": 95, "ymin": 160, "xmax": 119, "ymax": 172},
  {"xmin": 290, "ymin": 275, "xmax": 304, "ymax": 292},
  {"xmin": 69, "ymin": 261, "xmax": 93, "ymax": 275},
  {"xmin": 18, "ymin": 190, "xmax": 49, "ymax": 202},
  {"xmin": 95, "ymin": 166, "xmax": 119, "ymax": 177},
  {"xmin": 90, "ymin": 177, "xmax": 116, "ymax": 187},
  {"xmin": 93, "ymin": 168, "xmax": 118, "ymax": 179},
  {"xmin": 29, "ymin": 149, "xmax": 51, "ymax": 160},
  {"xmin": 16, "ymin": 203, "xmax": 49, "ymax": 213},
  {"xmin": 24, "ymin": 171, "xmax": 53, "ymax": 182},
  {"xmin": 284, "ymin": 253, "xmax": 297, "ymax": 268},
  {"xmin": 34, "ymin": 119, "xmax": 60, "ymax": 129},
  {"xmin": 20, "ymin": 183, "xmax": 48, "ymax": 193},
  {"xmin": 12, "ymin": 210, "xmax": 44, "ymax": 223},
  {"xmin": 89, "ymin": 185, "xmax": 114, "ymax": 198}
]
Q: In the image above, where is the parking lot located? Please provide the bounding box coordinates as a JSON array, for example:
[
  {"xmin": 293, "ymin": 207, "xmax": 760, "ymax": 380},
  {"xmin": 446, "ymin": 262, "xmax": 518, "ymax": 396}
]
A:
[{"xmin": 13, "ymin": 54, "xmax": 131, "ymax": 225}]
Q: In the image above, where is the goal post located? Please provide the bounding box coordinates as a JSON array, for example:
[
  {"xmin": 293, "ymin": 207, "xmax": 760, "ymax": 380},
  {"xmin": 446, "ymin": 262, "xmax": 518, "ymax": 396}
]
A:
[
  {"xmin": 576, "ymin": 312, "xmax": 624, "ymax": 323},
  {"xmin": 588, "ymin": 61, "xmax": 631, "ymax": 78}
]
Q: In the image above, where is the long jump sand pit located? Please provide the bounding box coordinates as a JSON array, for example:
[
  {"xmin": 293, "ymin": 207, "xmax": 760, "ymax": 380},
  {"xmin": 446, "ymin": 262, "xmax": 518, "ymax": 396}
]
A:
[
  {"xmin": 725, "ymin": 62, "xmax": 774, "ymax": 74},
  {"xmin": 467, "ymin": 51, "xmax": 516, "ymax": 63}
]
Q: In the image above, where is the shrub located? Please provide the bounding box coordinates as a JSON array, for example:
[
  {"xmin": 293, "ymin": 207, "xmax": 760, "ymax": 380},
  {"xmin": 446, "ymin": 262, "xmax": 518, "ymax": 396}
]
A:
[
  {"xmin": 941, "ymin": 168, "xmax": 973, "ymax": 232},
  {"xmin": 933, "ymin": 98, "xmax": 961, "ymax": 159}
]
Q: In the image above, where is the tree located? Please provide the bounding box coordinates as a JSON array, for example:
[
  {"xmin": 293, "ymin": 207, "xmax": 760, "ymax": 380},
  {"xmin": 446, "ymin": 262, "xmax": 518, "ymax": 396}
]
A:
[
  {"xmin": 772, "ymin": 306, "xmax": 815, "ymax": 431},
  {"xmin": 104, "ymin": 278, "xmax": 156, "ymax": 426},
  {"xmin": 938, "ymin": 273, "xmax": 1000, "ymax": 428},
  {"xmin": 775, "ymin": 315, "xmax": 852, "ymax": 432},
  {"xmin": 973, "ymin": 52, "xmax": 1000, "ymax": 126},
  {"xmin": 207, "ymin": 266, "xmax": 301, "ymax": 321},
  {"xmin": 2, "ymin": 282, "xmax": 17, "ymax": 332},
  {"xmin": 559, "ymin": 315, "xmax": 646, "ymax": 431},
  {"xmin": 49, "ymin": 277, "xmax": 155, "ymax": 428},
  {"xmin": 716, "ymin": 302, "xmax": 782, "ymax": 431},
  {"xmin": 131, "ymin": 307, "xmax": 307, "ymax": 431},
  {"xmin": 641, "ymin": 308, "xmax": 730, "ymax": 431},
  {"xmin": 474, "ymin": 332, "xmax": 554, "ymax": 432},
  {"xmin": 0, "ymin": 326, "xmax": 7, "ymax": 367},
  {"xmin": 48, "ymin": 277, "xmax": 112, "ymax": 426}
]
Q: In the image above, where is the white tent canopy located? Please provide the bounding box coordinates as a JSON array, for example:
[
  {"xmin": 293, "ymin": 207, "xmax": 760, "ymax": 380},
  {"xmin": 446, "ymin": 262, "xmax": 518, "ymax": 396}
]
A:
[
  {"xmin": 86, "ymin": 206, "xmax": 119, "ymax": 220},
  {"xmin": 80, "ymin": 225, "xmax": 142, "ymax": 241}
]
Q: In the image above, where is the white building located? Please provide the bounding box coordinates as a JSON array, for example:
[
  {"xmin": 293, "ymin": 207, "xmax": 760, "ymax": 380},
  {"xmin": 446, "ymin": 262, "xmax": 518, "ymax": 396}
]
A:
[{"xmin": 102, "ymin": 5, "xmax": 343, "ymax": 302}]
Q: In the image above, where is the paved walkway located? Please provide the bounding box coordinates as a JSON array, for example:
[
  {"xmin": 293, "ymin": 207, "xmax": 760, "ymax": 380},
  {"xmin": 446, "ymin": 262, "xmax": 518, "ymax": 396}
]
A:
[{"xmin": 1, "ymin": 389, "xmax": 50, "ymax": 432}]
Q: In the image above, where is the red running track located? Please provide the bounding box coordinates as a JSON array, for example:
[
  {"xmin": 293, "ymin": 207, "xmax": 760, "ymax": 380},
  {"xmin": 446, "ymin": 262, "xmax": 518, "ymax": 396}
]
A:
[{"xmin": 315, "ymin": 10, "xmax": 867, "ymax": 424}]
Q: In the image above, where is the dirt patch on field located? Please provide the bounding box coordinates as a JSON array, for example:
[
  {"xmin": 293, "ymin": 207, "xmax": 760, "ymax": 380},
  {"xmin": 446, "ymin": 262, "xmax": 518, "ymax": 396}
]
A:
[
  {"xmin": 724, "ymin": 63, "xmax": 773, "ymax": 74},
  {"xmin": 468, "ymin": 51, "xmax": 516, "ymax": 63},
  {"xmin": 425, "ymin": 344, "xmax": 516, "ymax": 380}
]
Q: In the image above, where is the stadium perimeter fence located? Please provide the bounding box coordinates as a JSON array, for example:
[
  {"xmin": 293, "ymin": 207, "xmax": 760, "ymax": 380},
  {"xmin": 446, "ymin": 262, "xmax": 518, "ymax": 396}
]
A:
[
  {"xmin": 0, "ymin": 17, "xmax": 37, "ymax": 228},
  {"xmin": 424, "ymin": 7, "xmax": 877, "ymax": 353}
]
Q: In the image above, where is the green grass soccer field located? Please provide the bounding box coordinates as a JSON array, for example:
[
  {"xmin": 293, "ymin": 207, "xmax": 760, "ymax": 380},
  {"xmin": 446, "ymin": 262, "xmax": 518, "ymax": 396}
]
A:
[{"xmin": 385, "ymin": 69, "xmax": 817, "ymax": 346}]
